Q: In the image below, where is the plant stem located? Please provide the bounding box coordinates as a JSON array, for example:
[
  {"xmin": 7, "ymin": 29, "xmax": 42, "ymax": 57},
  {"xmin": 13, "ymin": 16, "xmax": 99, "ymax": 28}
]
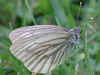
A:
[{"xmin": 84, "ymin": 24, "xmax": 94, "ymax": 75}]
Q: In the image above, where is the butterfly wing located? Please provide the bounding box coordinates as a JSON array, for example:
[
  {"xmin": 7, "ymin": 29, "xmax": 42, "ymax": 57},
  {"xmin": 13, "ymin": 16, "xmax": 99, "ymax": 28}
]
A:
[
  {"xmin": 9, "ymin": 25, "xmax": 72, "ymax": 73},
  {"xmin": 9, "ymin": 25, "xmax": 69, "ymax": 43}
]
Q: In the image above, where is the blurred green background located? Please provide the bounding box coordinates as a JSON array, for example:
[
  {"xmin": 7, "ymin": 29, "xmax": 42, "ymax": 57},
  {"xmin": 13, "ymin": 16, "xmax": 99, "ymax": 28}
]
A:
[{"xmin": 0, "ymin": 0, "xmax": 100, "ymax": 75}]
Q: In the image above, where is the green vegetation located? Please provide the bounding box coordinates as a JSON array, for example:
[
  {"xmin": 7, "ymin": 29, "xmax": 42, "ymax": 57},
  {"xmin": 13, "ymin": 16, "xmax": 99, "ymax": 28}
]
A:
[{"xmin": 0, "ymin": 0, "xmax": 100, "ymax": 75}]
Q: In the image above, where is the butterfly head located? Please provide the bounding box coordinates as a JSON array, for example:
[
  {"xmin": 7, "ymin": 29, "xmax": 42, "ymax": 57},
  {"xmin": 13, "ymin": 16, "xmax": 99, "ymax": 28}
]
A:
[{"xmin": 69, "ymin": 26, "xmax": 80, "ymax": 47}]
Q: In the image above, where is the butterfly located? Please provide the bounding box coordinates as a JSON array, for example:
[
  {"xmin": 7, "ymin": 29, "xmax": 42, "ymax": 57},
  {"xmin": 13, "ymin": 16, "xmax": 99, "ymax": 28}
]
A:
[{"xmin": 9, "ymin": 25, "xmax": 80, "ymax": 75}]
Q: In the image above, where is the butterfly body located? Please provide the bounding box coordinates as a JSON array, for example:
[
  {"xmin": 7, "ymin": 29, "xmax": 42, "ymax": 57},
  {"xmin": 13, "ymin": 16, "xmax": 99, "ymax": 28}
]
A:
[{"xmin": 9, "ymin": 25, "xmax": 80, "ymax": 74}]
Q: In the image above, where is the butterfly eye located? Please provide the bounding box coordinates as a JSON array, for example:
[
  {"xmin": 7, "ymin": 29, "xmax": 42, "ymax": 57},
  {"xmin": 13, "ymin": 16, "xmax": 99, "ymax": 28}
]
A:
[
  {"xmin": 71, "ymin": 33, "xmax": 79, "ymax": 44},
  {"xmin": 75, "ymin": 34, "xmax": 78, "ymax": 41},
  {"xmin": 75, "ymin": 33, "xmax": 80, "ymax": 46}
]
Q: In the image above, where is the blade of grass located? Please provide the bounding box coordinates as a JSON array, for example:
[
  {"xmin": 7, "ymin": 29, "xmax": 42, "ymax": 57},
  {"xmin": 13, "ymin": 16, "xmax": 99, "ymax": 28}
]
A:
[
  {"xmin": 25, "ymin": 0, "xmax": 37, "ymax": 25},
  {"xmin": 50, "ymin": 0, "xmax": 69, "ymax": 27}
]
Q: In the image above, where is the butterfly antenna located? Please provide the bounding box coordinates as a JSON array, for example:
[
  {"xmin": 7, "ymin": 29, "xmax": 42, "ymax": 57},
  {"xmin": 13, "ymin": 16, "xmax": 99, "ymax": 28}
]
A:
[{"xmin": 32, "ymin": 72, "xmax": 37, "ymax": 75}]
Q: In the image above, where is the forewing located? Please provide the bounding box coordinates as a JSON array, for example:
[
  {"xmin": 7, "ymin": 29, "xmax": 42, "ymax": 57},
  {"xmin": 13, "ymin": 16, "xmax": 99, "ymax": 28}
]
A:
[
  {"xmin": 9, "ymin": 25, "xmax": 68, "ymax": 43},
  {"xmin": 9, "ymin": 25, "xmax": 71, "ymax": 73}
]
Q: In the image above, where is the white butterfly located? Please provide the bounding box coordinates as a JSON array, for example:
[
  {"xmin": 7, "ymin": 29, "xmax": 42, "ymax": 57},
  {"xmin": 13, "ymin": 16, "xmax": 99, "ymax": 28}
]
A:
[{"xmin": 9, "ymin": 25, "xmax": 80, "ymax": 74}]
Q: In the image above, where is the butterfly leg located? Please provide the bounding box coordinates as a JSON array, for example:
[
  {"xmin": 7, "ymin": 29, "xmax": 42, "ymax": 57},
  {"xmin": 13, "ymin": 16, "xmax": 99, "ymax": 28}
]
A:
[
  {"xmin": 32, "ymin": 72, "xmax": 37, "ymax": 75},
  {"xmin": 46, "ymin": 72, "xmax": 52, "ymax": 75}
]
